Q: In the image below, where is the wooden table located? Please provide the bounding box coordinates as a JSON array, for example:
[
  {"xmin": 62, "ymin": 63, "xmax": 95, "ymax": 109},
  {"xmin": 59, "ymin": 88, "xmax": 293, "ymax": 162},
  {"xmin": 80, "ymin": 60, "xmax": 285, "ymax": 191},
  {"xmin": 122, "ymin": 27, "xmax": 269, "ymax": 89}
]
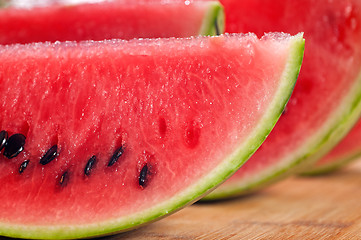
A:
[{"xmin": 112, "ymin": 160, "xmax": 361, "ymax": 240}]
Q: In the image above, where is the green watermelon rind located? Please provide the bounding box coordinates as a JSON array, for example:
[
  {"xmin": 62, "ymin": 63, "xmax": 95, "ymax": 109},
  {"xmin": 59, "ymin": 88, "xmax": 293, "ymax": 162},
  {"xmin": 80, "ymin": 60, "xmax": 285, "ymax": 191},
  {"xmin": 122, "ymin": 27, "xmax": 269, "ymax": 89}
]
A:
[
  {"xmin": 302, "ymin": 123, "xmax": 361, "ymax": 175},
  {"xmin": 204, "ymin": 54, "xmax": 361, "ymax": 199},
  {"xmin": 199, "ymin": 1, "xmax": 225, "ymax": 36},
  {"xmin": 301, "ymin": 152, "xmax": 361, "ymax": 175},
  {"xmin": 0, "ymin": 34, "xmax": 304, "ymax": 239},
  {"xmin": 302, "ymin": 140, "xmax": 361, "ymax": 175}
]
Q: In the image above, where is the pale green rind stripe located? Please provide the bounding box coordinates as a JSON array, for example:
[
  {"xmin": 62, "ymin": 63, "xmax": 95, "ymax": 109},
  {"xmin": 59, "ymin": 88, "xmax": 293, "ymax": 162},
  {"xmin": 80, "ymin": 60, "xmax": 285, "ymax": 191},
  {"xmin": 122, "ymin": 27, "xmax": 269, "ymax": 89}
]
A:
[
  {"xmin": 0, "ymin": 35, "xmax": 305, "ymax": 239},
  {"xmin": 199, "ymin": 1, "xmax": 225, "ymax": 36},
  {"xmin": 302, "ymin": 148, "xmax": 361, "ymax": 175},
  {"xmin": 302, "ymin": 156, "xmax": 361, "ymax": 175},
  {"xmin": 205, "ymin": 46, "xmax": 361, "ymax": 200}
]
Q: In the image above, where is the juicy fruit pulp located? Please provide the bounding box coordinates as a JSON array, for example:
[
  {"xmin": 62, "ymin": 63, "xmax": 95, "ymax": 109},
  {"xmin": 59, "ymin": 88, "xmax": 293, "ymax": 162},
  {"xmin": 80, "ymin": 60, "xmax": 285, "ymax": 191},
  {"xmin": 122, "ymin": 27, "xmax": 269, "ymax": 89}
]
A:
[
  {"xmin": 0, "ymin": 0, "xmax": 224, "ymax": 44},
  {"xmin": 204, "ymin": 0, "xmax": 361, "ymax": 199},
  {"xmin": 0, "ymin": 34, "xmax": 304, "ymax": 239}
]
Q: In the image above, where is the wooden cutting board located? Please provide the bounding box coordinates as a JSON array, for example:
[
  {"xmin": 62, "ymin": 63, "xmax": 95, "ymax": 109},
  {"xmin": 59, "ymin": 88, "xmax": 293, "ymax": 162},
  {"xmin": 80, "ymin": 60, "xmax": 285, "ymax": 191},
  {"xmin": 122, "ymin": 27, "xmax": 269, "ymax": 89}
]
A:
[
  {"xmin": 1, "ymin": 160, "xmax": 360, "ymax": 240},
  {"xmin": 111, "ymin": 160, "xmax": 361, "ymax": 240}
]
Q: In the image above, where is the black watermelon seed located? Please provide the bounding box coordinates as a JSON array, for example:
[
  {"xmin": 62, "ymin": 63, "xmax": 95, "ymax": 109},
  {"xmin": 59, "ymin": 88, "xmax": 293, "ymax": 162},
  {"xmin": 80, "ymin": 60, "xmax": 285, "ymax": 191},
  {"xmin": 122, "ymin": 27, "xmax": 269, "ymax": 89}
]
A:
[
  {"xmin": 84, "ymin": 155, "xmax": 96, "ymax": 176},
  {"xmin": 107, "ymin": 145, "xmax": 124, "ymax": 167},
  {"xmin": 19, "ymin": 160, "xmax": 30, "ymax": 174},
  {"xmin": 59, "ymin": 171, "xmax": 69, "ymax": 186},
  {"xmin": 3, "ymin": 133, "xmax": 26, "ymax": 159},
  {"xmin": 0, "ymin": 130, "xmax": 8, "ymax": 151},
  {"xmin": 139, "ymin": 164, "xmax": 148, "ymax": 188},
  {"xmin": 40, "ymin": 145, "xmax": 58, "ymax": 165}
]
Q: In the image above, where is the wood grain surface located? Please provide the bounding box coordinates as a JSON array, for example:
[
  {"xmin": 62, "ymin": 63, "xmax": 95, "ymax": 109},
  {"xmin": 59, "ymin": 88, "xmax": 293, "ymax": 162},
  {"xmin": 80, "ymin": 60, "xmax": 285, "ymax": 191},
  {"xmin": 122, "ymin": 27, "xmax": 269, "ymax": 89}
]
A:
[
  {"xmin": 1, "ymin": 160, "xmax": 361, "ymax": 240},
  {"xmin": 111, "ymin": 160, "xmax": 361, "ymax": 240}
]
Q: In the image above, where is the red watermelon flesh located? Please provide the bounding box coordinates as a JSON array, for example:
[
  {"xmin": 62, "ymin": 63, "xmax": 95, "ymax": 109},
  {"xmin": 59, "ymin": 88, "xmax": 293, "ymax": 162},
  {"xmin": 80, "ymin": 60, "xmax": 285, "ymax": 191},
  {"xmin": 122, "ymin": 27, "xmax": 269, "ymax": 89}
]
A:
[
  {"xmin": 0, "ymin": 34, "xmax": 304, "ymax": 239},
  {"xmin": 204, "ymin": 0, "xmax": 361, "ymax": 199},
  {"xmin": 304, "ymin": 119, "xmax": 361, "ymax": 174},
  {"xmin": 0, "ymin": 0, "xmax": 224, "ymax": 44}
]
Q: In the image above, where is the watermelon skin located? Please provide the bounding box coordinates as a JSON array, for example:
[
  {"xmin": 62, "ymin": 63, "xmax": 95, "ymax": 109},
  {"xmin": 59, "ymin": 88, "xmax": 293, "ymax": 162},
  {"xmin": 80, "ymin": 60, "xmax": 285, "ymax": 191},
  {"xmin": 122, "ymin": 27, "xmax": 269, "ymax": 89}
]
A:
[
  {"xmin": 303, "ymin": 120, "xmax": 361, "ymax": 175},
  {"xmin": 204, "ymin": 0, "xmax": 361, "ymax": 199},
  {"xmin": 0, "ymin": 0, "xmax": 224, "ymax": 44},
  {"xmin": 0, "ymin": 34, "xmax": 304, "ymax": 239}
]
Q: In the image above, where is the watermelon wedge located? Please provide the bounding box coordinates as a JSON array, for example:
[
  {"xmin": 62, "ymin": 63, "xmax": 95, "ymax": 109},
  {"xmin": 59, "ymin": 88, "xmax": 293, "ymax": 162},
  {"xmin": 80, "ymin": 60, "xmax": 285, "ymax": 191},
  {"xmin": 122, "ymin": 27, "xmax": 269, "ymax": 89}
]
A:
[
  {"xmin": 303, "ymin": 120, "xmax": 361, "ymax": 175},
  {"xmin": 0, "ymin": 34, "xmax": 304, "ymax": 239},
  {"xmin": 204, "ymin": 0, "xmax": 361, "ymax": 200},
  {"xmin": 0, "ymin": 0, "xmax": 224, "ymax": 44}
]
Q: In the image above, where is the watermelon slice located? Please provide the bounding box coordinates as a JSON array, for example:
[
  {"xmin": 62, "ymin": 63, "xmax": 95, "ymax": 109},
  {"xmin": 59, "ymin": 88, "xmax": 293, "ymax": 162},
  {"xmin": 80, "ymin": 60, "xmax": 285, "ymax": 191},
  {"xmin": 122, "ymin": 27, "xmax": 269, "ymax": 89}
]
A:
[
  {"xmin": 303, "ymin": 120, "xmax": 361, "ymax": 175},
  {"xmin": 204, "ymin": 0, "xmax": 361, "ymax": 200},
  {"xmin": 0, "ymin": 0, "xmax": 224, "ymax": 44},
  {"xmin": 0, "ymin": 34, "xmax": 304, "ymax": 239}
]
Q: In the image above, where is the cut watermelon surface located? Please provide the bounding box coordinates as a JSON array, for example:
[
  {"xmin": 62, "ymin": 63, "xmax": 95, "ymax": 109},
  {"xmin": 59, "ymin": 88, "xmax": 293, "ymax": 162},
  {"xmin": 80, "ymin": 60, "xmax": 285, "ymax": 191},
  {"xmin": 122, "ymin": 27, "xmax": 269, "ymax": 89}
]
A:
[
  {"xmin": 204, "ymin": 0, "xmax": 361, "ymax": 200},
  {"xmin": 304, "ymin": 120, "xmax": 361, "ymax": 175},
  {"xmin": 0, "ymin": 0, "xmax": 224, "ymax": 44},
  {"xmin": 0, "ymin": 34, "xmax": 304, "ymax": 239}
]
